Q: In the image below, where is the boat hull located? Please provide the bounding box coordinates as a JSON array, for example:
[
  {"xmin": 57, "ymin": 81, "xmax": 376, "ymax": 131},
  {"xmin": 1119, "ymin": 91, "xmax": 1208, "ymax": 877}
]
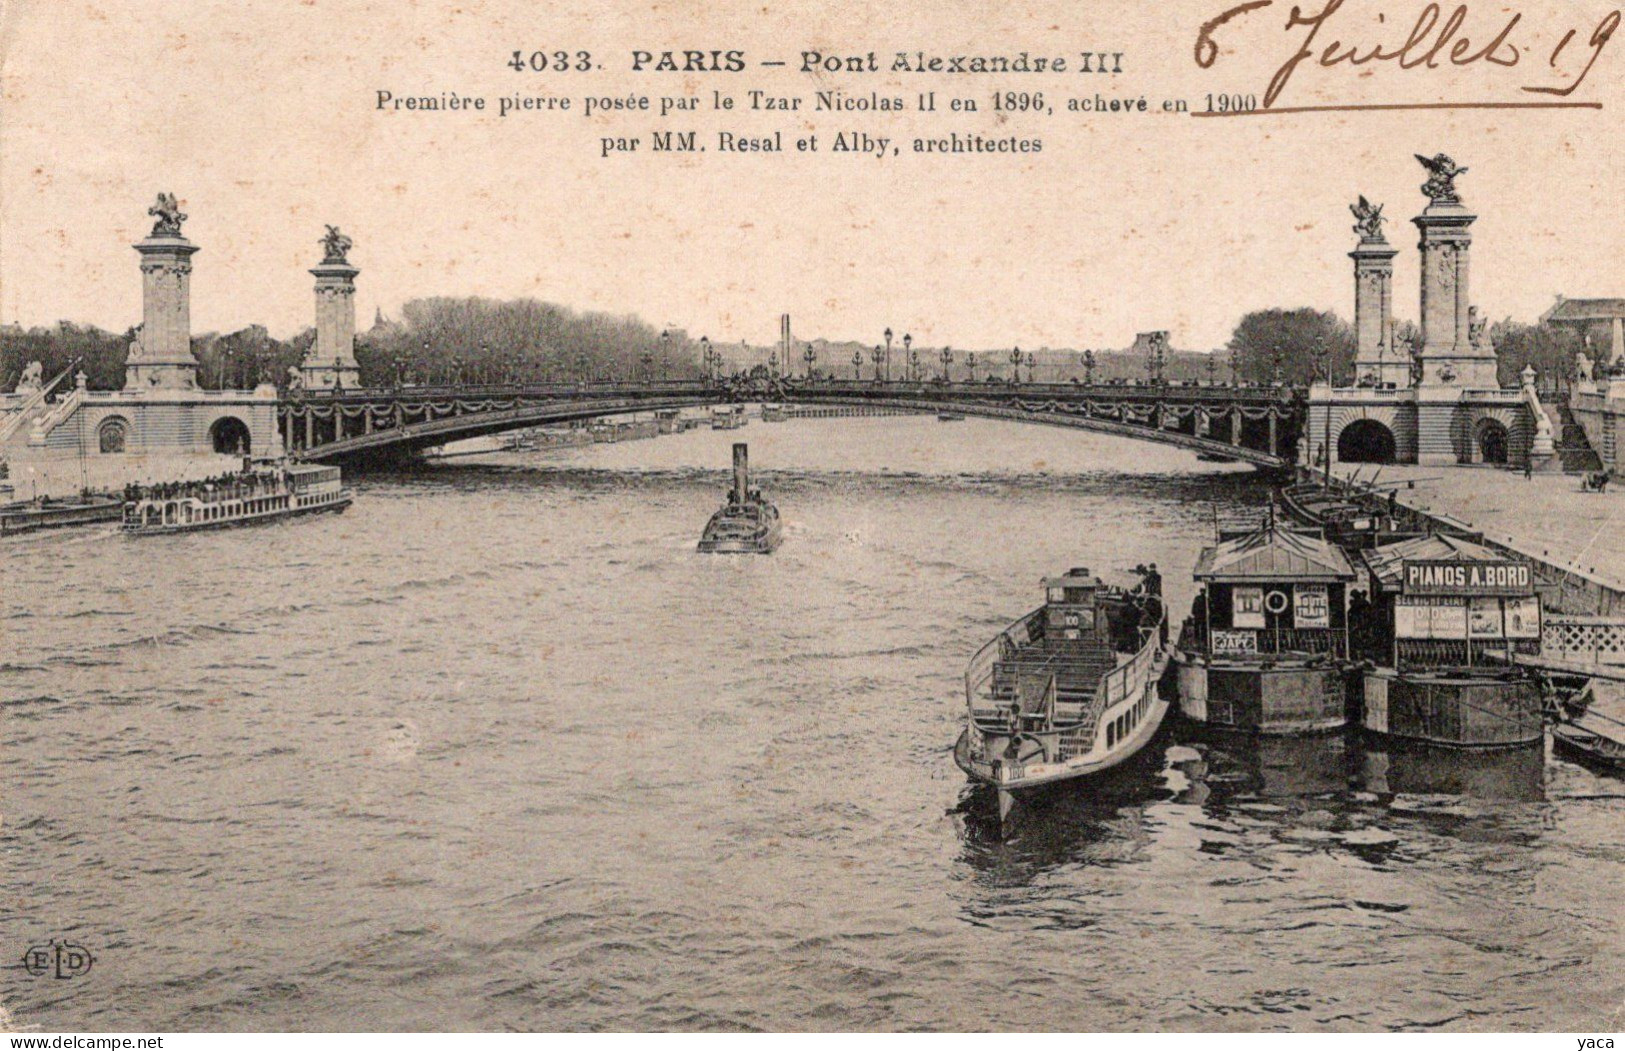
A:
[
  {"xmin": 697, "ymin": 518, "xmax": 782, "ymax": 554},
  {"xmin": 954, "ymin": 695, "xmax": 1169, "ymax": 792},
  {"xmin": 1360, "ymin": 667, "xmax": 1543, "ymax": 747},
  {"xmin": 1551, "ymin": 723, "xmax": 1625, "ymax": 772},
  {"xmin": 1172, "ymin": 647, "xmax": 1346, "ymax": 735},
  {"xmin": 123, "ymin": 493, "xmax": 352, "ymax": 537}
]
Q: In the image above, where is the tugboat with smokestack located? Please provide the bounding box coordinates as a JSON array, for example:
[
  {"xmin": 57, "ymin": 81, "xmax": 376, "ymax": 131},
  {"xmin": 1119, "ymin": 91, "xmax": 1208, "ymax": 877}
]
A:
[{"xmin": 698, "ymin": 443, "xmax": 782, "ymax": 554}]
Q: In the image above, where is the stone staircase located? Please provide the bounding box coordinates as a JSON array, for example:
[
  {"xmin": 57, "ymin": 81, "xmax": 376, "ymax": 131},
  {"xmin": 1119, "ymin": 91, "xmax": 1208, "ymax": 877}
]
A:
[{"xmin": 1545, "ymin": 397, "xmax": 1605, "ymax": 472}]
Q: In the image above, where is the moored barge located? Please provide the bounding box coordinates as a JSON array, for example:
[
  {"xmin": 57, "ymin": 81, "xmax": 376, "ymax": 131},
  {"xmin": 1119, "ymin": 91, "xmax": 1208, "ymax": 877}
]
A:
[
  {"xmin": 1355, "ymin": 534, "xmax": 1545, "ymax": 747},
  {"xmin": 1173, "ymin": 522, "xmax": 1357, "ymax": 734},
  {"xmin": 954, "ymin": 567, "xmax": 1169, "ymax": 817}
]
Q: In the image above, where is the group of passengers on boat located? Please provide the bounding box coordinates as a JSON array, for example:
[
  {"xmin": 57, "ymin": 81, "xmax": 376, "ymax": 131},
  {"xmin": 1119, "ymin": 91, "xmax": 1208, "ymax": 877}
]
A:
[{"xmin": 122, "ymin": 467, "xmax": 288, "ymax": 506}]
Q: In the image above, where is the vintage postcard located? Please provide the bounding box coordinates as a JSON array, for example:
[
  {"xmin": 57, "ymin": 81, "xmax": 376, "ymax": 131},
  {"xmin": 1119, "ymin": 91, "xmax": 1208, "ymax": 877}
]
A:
[{"xmin": 2, "ymin": 0, "xmax": 1622, "ymax": 1037}]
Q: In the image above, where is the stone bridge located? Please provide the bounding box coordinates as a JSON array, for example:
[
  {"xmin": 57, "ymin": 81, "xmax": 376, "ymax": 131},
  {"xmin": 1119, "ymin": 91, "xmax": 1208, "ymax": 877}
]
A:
[{"xmin": 279, "ymin": 378, "xmax": 1305, "ymax": 468}]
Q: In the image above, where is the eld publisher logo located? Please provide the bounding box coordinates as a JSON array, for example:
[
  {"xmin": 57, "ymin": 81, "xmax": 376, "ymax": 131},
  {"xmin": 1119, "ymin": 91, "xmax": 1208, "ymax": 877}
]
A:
[{"xmin": 22, "ymin": 940, "xmax": 94, "ymax": 979}]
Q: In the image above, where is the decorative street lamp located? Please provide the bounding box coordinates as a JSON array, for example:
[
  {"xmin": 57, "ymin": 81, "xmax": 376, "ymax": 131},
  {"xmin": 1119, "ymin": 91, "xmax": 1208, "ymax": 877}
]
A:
[
  {"xmin": 905, "ymin": 333, "xmax": 915, "ymax": 382},
  {"xmin": 1207, "ymin": 353, "xmax": 1218, "ymax": 386},
  {"xmin": 1025, "ymin": 351, "xmax": 1036, "ymax": 384},
  {"xmin": 768, "ymin": 350, "xmax": 778, "ymax": 378},
  {"xmin": 700, "ymin": 336, "xmax": 712, "ymax": 382},
  {"xmin": 871, "ymin": 344, "xmax": 883, "ymax": 383},
  {"xmin": 884, "ymin": 328, "xmax": 893, "ymax": 383},
  {"xmin": 939, "ymin": 345, "xmax": 952, "ymax": 382},
  {"xmin": 803, "ymin": 341, "xmax": 816, "ymax": 380},
  {"xmin": 967, "ymin": 352, "xmax": 978, "ymax": 382},
  {"xmin": 1010, "ymin": 346, "xmax": 1022, "ymax": 383},
  {"xmin": 852, "ymin": 348, "xmax": 863, "ymax": 380},
  {"xmin": 1083, "ymin": 349, "xmax": 1096, "ymax": 385}
]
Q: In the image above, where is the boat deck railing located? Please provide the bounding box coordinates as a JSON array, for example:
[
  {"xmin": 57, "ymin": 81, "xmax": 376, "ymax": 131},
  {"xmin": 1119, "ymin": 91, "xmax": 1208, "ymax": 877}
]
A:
[{"xmin": 967, "ymin": 601, "xmax": 1165, "ymax": 749}]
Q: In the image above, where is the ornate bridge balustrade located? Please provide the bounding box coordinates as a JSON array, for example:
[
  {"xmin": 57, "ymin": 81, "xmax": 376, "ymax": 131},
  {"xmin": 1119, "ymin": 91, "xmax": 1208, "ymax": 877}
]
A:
[{"xmin": 278, "ymin": 377, "xmax": 1305, "ymax": 467}]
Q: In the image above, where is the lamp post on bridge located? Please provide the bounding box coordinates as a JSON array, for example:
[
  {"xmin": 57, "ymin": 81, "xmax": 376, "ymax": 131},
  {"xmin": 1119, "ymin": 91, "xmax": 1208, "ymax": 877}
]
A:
[
  {"xmin": 940, "ymin": 345, "xmax": 952, "ymax": 383},
  {"xmin": 1207, "ymin": 353, "xmax": 1217, "ymax": 386},
  {"xmin": 768, "ymin": 349, "xmax": 778, "ymax": 379},
  {"xmin": 1009, "ymin": 347, "xmax": 1021, "ymax": 384},
  {"xmin": 1083, "ymin": 349, "xmax": 1096, "ymax": 386},
  {"xmin": 1025, "ymin": 351, "xmax": 1036, "ymax": 384},
  {"xmin": 904, "ymin": 333, "xmax": 915, "ymax": 382},
  {"xmin": 852, "ymin": 348, "xmax": 863, "ymax": 381},
  {"xmin": 659, "ymin": 330, "xmax": 671, "ymax": 381},
  {"xmin": 220, "ymin": 347, "xmax": 233, "ymax": 391},
  {"xmin": 871, "ymin": 344, "xmax": 883, "ymax": 383},
  {"xmin": 883, "ymin": 328, "xmax": 893, "ymax": 383},
  {"xmin": 699, "ymin": 336, "xmax": 712, "ymax": 383},
  {"xmin": 967, "ymin": 352, "xmax": 978, "ymax": 383},
  {"xmin": 803, "ymin": 342, "xmax": 816, "ymax": 381}
]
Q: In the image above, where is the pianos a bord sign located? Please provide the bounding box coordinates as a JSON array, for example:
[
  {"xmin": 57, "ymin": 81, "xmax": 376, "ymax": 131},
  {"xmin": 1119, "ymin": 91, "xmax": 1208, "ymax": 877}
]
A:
[{"xmin": 1401, "ymin": 560, "xmax": 1533, "ymax": 597}]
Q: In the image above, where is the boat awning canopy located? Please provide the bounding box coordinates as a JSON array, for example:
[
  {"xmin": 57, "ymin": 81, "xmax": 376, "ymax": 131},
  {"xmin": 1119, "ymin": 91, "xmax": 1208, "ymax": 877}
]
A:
[
  {"xmin": 1193, "ymin": 526, "xmax": 1356, "ymax": 583},
  {"xmin": 1360, "ymin": 532, "xmax": 1517, "ymax": 590}
]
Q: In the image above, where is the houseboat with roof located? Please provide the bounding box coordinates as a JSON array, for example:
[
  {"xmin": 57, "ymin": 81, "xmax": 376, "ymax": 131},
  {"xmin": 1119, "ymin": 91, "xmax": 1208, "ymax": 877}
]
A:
[
  {"xmin": 954, "ymin": 567, "xmax": 1169, "ymax": 818},
  {"xmin": 1173, "ymin": 522, "xmax": 1356, "ymax": 734},
  {"xmin": 697, "ymin": 443, "xmax": 782, "ymax": 554},
  {"xmin": 710, "ymin": 404, "xmax": 747, "ymax": 430},
  {"xmin": 122, "ymin": 462, "xmax": 351, "ymax": 535},
  {"xmin": 1355, "ymin": 533, "xmax": 1544, "ymax": 747}
]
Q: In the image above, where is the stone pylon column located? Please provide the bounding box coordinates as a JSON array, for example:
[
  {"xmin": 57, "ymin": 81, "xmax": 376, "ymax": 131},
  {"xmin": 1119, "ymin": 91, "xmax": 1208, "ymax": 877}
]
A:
[
  {"xmin": 124, "ymin": 193, "xmax": 201, "ymax": 391},
  {"xmin": 1411, "ymin": 154, "xmax": 1498, "ymax": 390},
  {"xmin": 1349, "ymin": 197, "xmax": 1402, "ymax": 387},
  {"xmin": 302, "ymin": 226, "xmax": 362, "ymax": 389}
]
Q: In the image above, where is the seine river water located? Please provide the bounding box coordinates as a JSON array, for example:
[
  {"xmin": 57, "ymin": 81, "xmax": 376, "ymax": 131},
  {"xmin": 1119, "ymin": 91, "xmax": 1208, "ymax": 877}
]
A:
[{"xmin": 2, "ymin": 416, "xmax": 1621, "ymax": 1032}]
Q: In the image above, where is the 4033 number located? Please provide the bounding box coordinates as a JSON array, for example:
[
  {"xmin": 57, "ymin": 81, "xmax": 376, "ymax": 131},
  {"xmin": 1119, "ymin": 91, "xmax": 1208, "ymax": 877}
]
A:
[{"xmin": 509, "ymin": 50, "xmax": 595, "ymax": 72}]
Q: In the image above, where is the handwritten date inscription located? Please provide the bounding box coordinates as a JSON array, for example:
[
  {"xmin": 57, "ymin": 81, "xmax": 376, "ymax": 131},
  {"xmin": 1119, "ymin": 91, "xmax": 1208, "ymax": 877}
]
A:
[{"xmin": 1195, "ymin": 0, "xmax": 1619, "ymax": 108}]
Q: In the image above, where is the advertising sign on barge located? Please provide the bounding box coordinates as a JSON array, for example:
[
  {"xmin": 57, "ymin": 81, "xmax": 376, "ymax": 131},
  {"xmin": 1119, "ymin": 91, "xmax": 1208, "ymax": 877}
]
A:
[
  {"xmin": 1357, "ymin": 534, "xmax": 1544, "ymax": 747},
  {"xmin": 1173, "ymin": 523, "xmax": 1356, "ymax": 734}
]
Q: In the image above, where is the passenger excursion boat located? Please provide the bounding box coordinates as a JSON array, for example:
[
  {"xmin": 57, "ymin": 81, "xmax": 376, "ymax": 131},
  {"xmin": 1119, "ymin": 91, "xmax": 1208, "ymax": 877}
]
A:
[
  {"xmin": 697, "ymin": 443, "xmax": 782, "ymax": 554},
  {"xmin": 121, "ymin": 462, "xmax": 352, "ymax": 535},
  {"xmin": 1173, "ymin": 521, "xmax": 1357, "ymax": 734},
  {"xmin": 954, "ymin": 567, "xmax": 1169, "ymax": 818}
]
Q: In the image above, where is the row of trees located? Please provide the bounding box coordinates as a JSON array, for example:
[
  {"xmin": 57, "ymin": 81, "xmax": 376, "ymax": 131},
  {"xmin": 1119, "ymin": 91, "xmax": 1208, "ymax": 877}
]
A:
[
  {"xmin": 356, "ymin": 297, "xmax": 704, "ymax": 386},
  {"xmin": 2, "ymin": 303, "xmax": 1609, "ymax": 394}
]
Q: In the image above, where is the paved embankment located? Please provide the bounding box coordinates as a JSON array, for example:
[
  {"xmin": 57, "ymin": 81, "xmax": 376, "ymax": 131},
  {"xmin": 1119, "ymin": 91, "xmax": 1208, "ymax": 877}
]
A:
[{"xmin": 1325, "ymin": 463, "xmax": 1625, "ymax": 614}]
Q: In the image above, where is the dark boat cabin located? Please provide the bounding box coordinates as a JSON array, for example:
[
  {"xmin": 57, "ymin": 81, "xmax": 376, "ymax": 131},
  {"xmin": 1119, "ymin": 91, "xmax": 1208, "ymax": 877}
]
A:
[
  {"xmin": 1189, "ymin": 527, "xmax": 1355, "ymax": 661},
  {"xmin": 1359, "ymin": 534, "xmax": 1542, "ymax": 671},
  {"xmin": 1036, "ymin": 567, "xmax": 1146, "ymax": 656}
]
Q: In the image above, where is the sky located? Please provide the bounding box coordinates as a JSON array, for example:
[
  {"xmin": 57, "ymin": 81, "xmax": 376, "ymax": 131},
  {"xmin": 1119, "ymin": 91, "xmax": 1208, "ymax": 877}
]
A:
[{"xmin": 2, "ymin": 0, "xmax": 1621, "ymax": 351}]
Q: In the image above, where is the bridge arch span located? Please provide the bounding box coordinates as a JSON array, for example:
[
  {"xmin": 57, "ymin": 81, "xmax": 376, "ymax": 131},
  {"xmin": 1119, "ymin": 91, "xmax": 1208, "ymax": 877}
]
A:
[{"xmin": 280, "ymin": 382, "xmax": 1302, "ymax": 470}]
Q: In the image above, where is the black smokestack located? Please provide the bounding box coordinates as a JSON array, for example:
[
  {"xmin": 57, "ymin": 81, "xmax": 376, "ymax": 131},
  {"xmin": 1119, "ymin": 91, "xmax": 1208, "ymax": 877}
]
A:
[{"xmin": 733, "ymin": 443, "xmax": 749, "ymax": 504}]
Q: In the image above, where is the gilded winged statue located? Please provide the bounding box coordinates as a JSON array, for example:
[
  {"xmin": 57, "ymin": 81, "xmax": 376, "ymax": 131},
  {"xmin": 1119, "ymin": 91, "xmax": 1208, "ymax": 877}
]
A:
[
  {"xmin": 147, "ymin": 192, "xmax": 186, "ymax": 236},
  {"xmin": 1416, "ymin": 153, "xmax": 1468, "ymax": 202},
  {"xmin": 320, "ymin": 225, "xmax": 354, "ymax": 264},
  {"xmin": 1350, "ymin": 195, "xmax": 1386, "ymax": 240}
]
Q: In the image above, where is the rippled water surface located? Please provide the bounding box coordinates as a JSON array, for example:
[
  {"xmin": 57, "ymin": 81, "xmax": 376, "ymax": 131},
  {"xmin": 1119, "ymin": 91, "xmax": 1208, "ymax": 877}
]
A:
[{"xmin": 2, "ymin": 417, "xmax": 1621, "ymax": 1031}]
